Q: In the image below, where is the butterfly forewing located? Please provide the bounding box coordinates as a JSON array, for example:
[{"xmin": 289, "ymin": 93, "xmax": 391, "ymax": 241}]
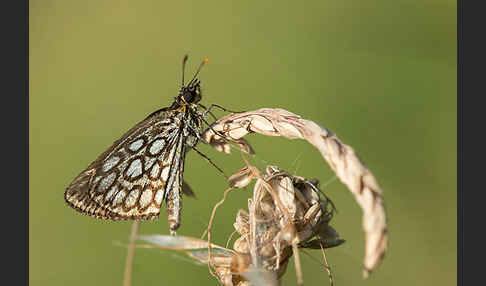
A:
[{"xmin": 64, "ymin": 107, "xmax": 198, "ymax": 225}]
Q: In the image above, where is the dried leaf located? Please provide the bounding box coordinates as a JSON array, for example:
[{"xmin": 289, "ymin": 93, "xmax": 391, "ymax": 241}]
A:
[
  {"xmin": 228, "ymin": 167, "xmax": 256, "ymax": 189},
  {"xmin": 233, "ymin": 235, "xmax": 249, "ymax": 253},
  {"xmin": 138, "ymin": 235, "xmax": 236, "ymax": 280},
  {"xmin": 204, "ymin": 134, "xmax": 254, "ymax": 154},
  {"xmin": 138, "ymin": 235, "xmax": 229, "ymax": 252},
  {"xmin": 234, "ymin": 210, "xmax": 250, "ymax": 235}
]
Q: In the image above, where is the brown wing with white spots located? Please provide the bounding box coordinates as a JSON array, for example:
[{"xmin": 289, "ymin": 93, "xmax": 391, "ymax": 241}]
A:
[{"xmin": 64, "ymin": 109, "xmax": 185, "ymax": 221}]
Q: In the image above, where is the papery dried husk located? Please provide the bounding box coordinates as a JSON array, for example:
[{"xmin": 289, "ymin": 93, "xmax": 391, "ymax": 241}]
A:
[
  {"xmin": 234, "ymin": 209, "xmax": 250, "ymax": 235},
  {"xmin": 228, "ymin": 167, "xmax": 258, "ymax": 189}
]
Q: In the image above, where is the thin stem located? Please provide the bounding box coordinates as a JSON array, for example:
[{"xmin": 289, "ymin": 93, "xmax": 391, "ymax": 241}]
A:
[
  {"xmin": 292, "ymin": 242, "xmax": 304, "ymax": 286},
  {"xmin": 205, "ymin": 187, "xmax": 234, "ymax": 278},
  {"xmin": 123, "ymin": 221, "xmax": 140, "ymax": 286},
  {"xmin": 320, "ymin": 242, "xmax": 335, "ymax": 286},
  {"xmin": 226, "ymin": 229, "xmax": 238, "ymax": 249}
]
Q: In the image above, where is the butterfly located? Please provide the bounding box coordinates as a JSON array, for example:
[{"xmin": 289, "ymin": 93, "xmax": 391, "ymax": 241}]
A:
[{"xmin": 64, "ymin": 55, "xmax": 221, "ymax": 234}]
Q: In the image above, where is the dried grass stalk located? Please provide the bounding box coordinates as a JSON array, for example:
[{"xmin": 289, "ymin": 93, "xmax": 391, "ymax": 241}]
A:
[
  {"xmin": 139, "ymin": 164, "xmax": 344, "ymax": 286},
  {"xmin": 202, "ymin": 108, "xmax": 387, "ymax": 276},
  {"xmin": 123, "ymin": 221, "xmax": 140, "ymax": 286}
]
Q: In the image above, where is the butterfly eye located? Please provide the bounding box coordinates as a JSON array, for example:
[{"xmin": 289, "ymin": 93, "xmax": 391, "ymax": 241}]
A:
[{"xmin": 182, "ymin": 91, "xmax": 194, "ymax": 103}]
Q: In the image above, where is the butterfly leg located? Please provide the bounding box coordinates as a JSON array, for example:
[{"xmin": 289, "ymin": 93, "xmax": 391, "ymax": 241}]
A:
[
  {"xmin": 185, "ymin": 124, "xmax": 227, "ymax": 180},
  {"xmin": 191, "ymin": 146, "xmax": 228, "ymax": 180},
  {"xmin": 198, "ymin": 116, "xmax": 234, "ymax": 144},
  {"xmin": 197, "ymin": 104, "xmax": 218, "ymax": 121},
  {"xmin": 200, "ymin": 103, "xmax": 243, "ymax": 119}
]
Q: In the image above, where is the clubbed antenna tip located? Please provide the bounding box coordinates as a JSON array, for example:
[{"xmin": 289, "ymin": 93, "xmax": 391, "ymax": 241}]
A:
[{"xmin": 189, "ymin": 57, "xmax": 210, "ymax": 85}]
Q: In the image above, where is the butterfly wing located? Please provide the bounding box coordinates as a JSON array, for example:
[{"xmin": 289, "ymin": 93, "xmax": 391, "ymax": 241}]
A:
[
  {"xmin": 163, "ymin": 127, "xmax": 187, "ymax": 231},
  {"xmin": 64, "ymin": 109, "xmax": 187, "ymax": 221}
]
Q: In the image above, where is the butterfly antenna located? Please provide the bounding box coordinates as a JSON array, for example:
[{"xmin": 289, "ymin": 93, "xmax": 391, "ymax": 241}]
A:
[
  {"xmin": 189, "ymin": 58, "xmax": 210, "ymax": 85},
  {"xmin": 182, "ymin": 54, "xmax": 189, "ymax": 87}
]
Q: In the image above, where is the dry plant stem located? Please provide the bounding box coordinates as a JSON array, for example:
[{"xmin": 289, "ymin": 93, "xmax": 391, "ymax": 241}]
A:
[
  {"xmin": 205, "ymin": 187, "xmax": 234, "ymax": 278},
  {"xmin": 206, "ymin": 229, "xmax": 220, "ymax": 280},
  {"xmin": 203, "ymin": 108, "xmax": 387, "ymax": 276},
  {"xmin": 320, "ymin": 243, "xmax": 334, "ymax": 286},
  {"xmin": 261, "ymin": 179, "xmax": 291, "ymax": 220},
  {"xmin": 132, "ymin": 243, "xmax": 163, "ymax": 250},
  {"xmin": 226, "ymin": 229, "xmax": 238, "ymax": 248},
  {"xmin": 123, "ymin": 220, "xmax": 140, "ymax": 286},
  {"xmin": 292, "ymin": 242, "xmax": 304, "ymax": 286},
  {"xmin": 248, "ymin": 198, "xmax": 259, "ymax": 268}
]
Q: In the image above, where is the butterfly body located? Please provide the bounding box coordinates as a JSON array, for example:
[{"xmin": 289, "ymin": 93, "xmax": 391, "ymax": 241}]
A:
[{"xmin": 65, "ymin": 72, "xmax": 205, "ymax": 233}]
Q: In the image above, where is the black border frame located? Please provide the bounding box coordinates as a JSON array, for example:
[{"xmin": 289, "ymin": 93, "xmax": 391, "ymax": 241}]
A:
[
  {"xmin": 459, "ymin": 0, "xmax": 485, "ymax": 285},
  {"xmin": 2, "ymin": 1, "xmax": 28, "ymax": 284}
]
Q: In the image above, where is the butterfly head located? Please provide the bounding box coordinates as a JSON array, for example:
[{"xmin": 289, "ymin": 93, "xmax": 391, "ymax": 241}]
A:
[
  {"xmin": 179, "ymin": 80, "xmax": 202, "ymax": 104},
  {"xmin": 177, "ymin": 56, "xmax": 209, "ymax": 106}
]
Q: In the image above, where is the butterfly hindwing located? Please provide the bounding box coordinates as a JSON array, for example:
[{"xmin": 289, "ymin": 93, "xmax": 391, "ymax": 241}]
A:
[{"xmin": 163, "ymin": 128, "xmax": 187, "ymax": 231}]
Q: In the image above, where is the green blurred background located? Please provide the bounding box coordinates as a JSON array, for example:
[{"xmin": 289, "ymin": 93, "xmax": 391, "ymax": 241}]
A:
[{"xmin": 30, "ymin": 1, "xmax": 456, "ymax": 285}]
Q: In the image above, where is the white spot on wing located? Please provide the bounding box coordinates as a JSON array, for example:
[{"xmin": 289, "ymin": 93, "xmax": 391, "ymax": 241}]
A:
[
  {"xmin": 74, "ymin": 200, "xmax": 82, "ymax": 208},
  {"xmin": 125, "ymin": 188, "xmax": 140, "ymax": 208},
  {"xmin": 103, "ymin": 156, "xmax": 120, "ymax": 172},
  {"xmin": 150, "ymin": 162, "xmax": 160, "ymax": 179},
  {"xmin": 161, "ymin": 166, "xmax": 170, "ymax": 181},
  {"xmin": 151, "ymin": 179, "xmax": 163, "ymax": 188},
  {"xmin": 126, "ymin": 208, "xmax": 139, "ymax": 216},
  {"xmin": 149, "ymin": 139, "xmax": 165, "ymax": 156},
  {"xmin": 139, "ymin": 189, "xmax": 153, "ymax": 209},
  {"xmin": 155, "ymin": 189, "xmax": 164, "ymax": 206},
  {"xmin": 98, "ymin": 172, "xmax": 117, "ymax": 192},
  {"xmin": 146, "ymin": 205, "xmax": 160, "ymax": 213},
  {"xmin": 105, "ymin": 186, "xmax": 118, "ymax": 202},
  {"xmin": 129, "ymin": 138, "xmax": 145, "ymax": 152},
  {"xmin": 126, "ymin": 159, "xmax": 143, "ymax": 178},
  {"xmin": 145, "ymin": 157, "xmax": 156, "ymax": 171},
  {"xmin": 112, "ymin": 190, "xmax": 126, "ymax": 206}
]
